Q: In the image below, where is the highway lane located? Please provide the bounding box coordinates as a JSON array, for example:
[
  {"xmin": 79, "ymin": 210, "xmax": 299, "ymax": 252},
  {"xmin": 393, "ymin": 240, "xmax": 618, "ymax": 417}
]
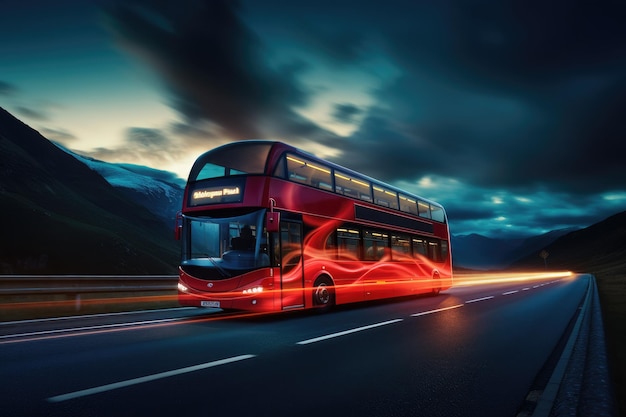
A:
[{"xmin": 0, "ymin": 273, "xmax": 588, "ymax": 416}]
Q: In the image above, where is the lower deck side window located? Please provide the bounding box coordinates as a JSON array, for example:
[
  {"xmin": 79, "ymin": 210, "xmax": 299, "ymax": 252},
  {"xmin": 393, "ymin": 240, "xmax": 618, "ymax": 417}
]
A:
[{"xmin": 324, "ymin": 225, "xmax": 449, "ymax": 263}]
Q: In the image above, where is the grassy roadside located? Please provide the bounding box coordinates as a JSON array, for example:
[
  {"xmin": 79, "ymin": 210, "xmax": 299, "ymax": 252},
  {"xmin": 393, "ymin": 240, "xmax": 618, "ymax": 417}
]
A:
[{"xmin": 593, "ymin": 268, "xmax": 626, "ymax": 416}]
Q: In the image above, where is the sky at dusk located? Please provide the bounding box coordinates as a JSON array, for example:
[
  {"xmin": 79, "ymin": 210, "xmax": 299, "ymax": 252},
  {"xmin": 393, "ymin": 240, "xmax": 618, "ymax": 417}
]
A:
[{"xmin": 2, "ymin": 0, "xmax": 626, "ymax": 238}]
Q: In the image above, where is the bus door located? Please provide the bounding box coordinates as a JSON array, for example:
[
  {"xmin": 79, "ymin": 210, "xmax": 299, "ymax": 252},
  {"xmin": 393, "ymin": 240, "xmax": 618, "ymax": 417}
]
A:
[{"xmin": 279, "ymin": 221, "xmax": 305, "ymax": 309}]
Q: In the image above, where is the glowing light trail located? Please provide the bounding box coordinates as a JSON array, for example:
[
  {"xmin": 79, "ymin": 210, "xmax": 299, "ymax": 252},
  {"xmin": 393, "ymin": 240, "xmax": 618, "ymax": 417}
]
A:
[
  {"xmin": 452, "ymin": 271, "xmax": 573, "ymax": 287},
  {"xmin": 0, "ymin": 307, "xmax": 194, "ymax": 326}
]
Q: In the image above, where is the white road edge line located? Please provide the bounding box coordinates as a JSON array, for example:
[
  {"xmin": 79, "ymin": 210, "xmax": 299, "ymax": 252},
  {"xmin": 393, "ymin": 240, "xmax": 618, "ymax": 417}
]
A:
[
  {"xmin": 465, "ymin": 296, "xmax": 495, "ymax": 304},
  {"xmin": 0, "ymin": 318, "xmax": 182, "ymax": 340},
  {"xmin": 296, "ymin": 319, "xmax": 404, "ymax": 345},
  {"xmin": 411, "ymin": 304, "xmax": 464, "ymax": 317},
  {"xmin": 0, "ymin": 307, "xmax": 196, "ymax": 326},
  {"xmin": 47, "ymin": 354, "xmax": 256, "ymax": 402}
]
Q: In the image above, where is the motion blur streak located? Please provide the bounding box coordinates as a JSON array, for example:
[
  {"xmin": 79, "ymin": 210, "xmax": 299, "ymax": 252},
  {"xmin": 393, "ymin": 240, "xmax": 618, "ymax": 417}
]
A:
[
  {"xmin": 0, "ymin": 294, "xmax": 180, "ymax": 322},
  {"xmin": 0, "ymin": 310, "xmax": 266, "ymax": 345},
  {"xmin": 0, "ymin": 294, "xmax": 179, "ymax": 312},
  {"xmin": 452, "ymin": 271, "xmax": 573, "ymax": 287}
]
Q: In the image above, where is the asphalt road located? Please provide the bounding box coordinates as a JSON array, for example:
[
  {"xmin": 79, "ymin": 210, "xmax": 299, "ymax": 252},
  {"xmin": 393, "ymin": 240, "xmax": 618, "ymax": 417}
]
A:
[{"xmin": 0, "ymin": 273, "xmax": 589, "ymax": 417}]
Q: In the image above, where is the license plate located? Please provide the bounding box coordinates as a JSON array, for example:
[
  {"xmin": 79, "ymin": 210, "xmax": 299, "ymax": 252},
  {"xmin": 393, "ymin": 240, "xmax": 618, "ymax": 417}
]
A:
[{"xmin": 201, "ymin": 301, "xmax": 220, "ymax": 308}]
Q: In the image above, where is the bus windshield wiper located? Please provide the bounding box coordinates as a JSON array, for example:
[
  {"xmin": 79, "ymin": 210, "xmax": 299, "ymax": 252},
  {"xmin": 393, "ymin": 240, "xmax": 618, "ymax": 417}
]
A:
[{"xmin": 207, "ymin": 256, "xmax": 231, "ymax": 278}]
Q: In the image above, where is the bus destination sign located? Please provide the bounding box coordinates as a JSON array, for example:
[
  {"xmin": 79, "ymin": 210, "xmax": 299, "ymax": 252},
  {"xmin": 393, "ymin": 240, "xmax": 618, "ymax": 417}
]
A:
[
  {"xmin": 189, "ymin": 179, "xmax": 245, "ymax": 206},
  {"xmin": 193, "ymin": 186, "xmax": 240, "ymax": 201}
]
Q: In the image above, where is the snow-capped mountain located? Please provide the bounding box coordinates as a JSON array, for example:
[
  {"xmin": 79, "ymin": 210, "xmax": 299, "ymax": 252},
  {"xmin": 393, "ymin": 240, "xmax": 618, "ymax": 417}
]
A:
[
  {"xmin": 54, "ymin": 143, "xmax": 185, "ymax": 227},
  {"xmin": 0, "ymin": 107, "xmax": 179, "ymax": 273}
]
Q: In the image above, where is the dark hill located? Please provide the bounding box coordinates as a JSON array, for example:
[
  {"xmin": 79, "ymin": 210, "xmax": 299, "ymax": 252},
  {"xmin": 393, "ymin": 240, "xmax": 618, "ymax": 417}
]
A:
[
  {"xmin": 510, "ymin": 210, "xmax": 626, "ymax": 273},
  {"xmin": 451, "ymin": 228, "xmax": 576, "ymax": 270},
  {"xmin": 0, "ymin": 107, "xmax": 179, "ymax": 274}
]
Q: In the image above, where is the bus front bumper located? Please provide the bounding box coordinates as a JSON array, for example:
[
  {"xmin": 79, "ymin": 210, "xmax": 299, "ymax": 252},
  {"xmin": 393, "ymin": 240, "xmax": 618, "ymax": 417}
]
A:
[{"xmin": 177, "ymin": 281, "xmax": 276, "ymax": 311}]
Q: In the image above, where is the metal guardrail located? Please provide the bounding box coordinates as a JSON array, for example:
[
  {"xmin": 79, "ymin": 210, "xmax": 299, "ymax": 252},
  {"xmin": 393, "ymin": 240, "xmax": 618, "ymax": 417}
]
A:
[{"xmin": 0, "ymin": 275, "xmax": 178, "ymax": 295}]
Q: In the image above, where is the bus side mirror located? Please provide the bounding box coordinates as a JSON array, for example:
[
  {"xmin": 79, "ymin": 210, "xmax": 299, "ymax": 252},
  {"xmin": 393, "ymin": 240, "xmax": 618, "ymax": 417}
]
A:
[{"xmin": 266, "ymin": 212, "xmax": 280, "ymax": 233}]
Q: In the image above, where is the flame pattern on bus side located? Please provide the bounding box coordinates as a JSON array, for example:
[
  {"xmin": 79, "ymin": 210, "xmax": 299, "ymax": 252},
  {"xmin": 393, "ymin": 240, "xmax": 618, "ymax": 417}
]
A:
[
  {"xmin": 299, "ymin": 213, "xmax": 452, "ymax": 304},
  {"xmin": 179, "ymin": 210, "xmax": 452, "ymax": 311}
]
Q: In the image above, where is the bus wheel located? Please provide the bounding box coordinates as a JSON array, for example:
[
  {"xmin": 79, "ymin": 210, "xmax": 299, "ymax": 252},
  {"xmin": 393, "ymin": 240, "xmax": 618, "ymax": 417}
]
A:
[
  {"xmin": 431, "ymin": 273, "xmax": 442, "ymax": 296},
  {"xmin": 313, "ymin": 276, "xmax": 335, "ymax": 311}
]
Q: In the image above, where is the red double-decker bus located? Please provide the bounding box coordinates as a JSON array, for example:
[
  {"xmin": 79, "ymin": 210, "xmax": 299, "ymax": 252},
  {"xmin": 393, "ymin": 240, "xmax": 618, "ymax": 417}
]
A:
[{"xmin": 176, "ymin": 141, "xmax": 452, "ymax": 312}]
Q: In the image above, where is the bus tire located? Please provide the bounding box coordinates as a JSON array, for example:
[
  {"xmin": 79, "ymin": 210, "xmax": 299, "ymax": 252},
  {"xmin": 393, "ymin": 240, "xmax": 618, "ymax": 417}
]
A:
[
  {"xmin": 313, "ymin": 276, "xmax": 335, "ymax": 312},
  {"xmin": 431, "ymin": 272, "xmax": 441, "ymax": 296}
]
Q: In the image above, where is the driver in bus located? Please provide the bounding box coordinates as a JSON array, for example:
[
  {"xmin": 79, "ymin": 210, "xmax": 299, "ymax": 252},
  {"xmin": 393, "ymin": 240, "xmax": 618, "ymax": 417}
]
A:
[{"xmin": 231, "ymin": 225, "xmax": 255, "ymax": 251}]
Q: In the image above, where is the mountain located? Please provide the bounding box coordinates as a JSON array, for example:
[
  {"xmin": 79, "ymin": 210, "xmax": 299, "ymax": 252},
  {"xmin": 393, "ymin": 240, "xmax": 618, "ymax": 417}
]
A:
[
  {"xmin": 54, "ymin": 143, "xmax": 184, "ymax": 227},
  {"xmin": 510, "ymin": 210, "xmax": 626, "ymax": 273},
  {"xmin": 452, "ymin": 227, "xmax": 577, "ymax": 270},
  {"xmin": 0, "ymin": 107, "xmax": 179, "ymax": 274},
  {"xmin": 451, "ymin": 233, "xmax": 520, "ymax": 269}
]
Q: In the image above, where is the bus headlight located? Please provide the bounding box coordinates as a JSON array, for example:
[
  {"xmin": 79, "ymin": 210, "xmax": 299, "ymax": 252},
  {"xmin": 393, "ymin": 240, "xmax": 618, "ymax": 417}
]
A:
[
  {"xmin": 243, "ymin": 286, "xmax": 263, "ymax": 295},
  {"xmin": 178, "ymin": 282, "xmax": 189, "ymax": 292}
]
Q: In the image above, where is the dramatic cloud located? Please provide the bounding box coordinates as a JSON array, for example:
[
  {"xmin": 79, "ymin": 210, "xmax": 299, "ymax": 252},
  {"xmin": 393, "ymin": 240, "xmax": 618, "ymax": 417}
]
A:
[
  {"xmin": 331, "ymin": 103, "xmax": 363, "ymax": 124},
  {"xmin": 40, "ymin": 127, "xmax": 77, "ymax": 143},
  {"xmin": 0, "ymin": 81, "xmax": 18, "ymax": 96},
  {"xmin": 318, "ymin": 0, "xmax": 626, "ymax": 195},
  {"xmin": 83, "ymin": 126, "xmax": 183, "ymax": 167},
  {"xmin": 15, "ymin": 106, "xmax": 48, "ymax": 121},
  {"xmin": 6, "ymin": 0, "xmax": 622, "ymax": 237},
  {"xmin": 126, "ymin": 127, "xmax": 170, "ymax": 150},
  {"xmin": 96, "ymin": 0, "xmax": 626, "ymax": 236},
  {"xmin": 103, "ymin": 0, "xmax": 337, "ymax": 148}
]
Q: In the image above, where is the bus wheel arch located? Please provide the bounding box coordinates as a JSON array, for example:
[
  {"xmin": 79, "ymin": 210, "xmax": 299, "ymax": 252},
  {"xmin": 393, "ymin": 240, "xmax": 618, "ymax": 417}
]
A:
[
  {"xmin": 431, "ymin": 270, "xmax": 442, "ymax": 296},
  {"xmin": 312, "ymin": 275, "xmax": 335, "ymax": 311}
]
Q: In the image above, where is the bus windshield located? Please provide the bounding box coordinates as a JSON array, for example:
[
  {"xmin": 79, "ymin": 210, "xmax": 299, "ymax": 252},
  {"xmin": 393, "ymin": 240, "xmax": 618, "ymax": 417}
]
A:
[{"xmin": 181, "ymin": 209, "xmax": 270, "ymax": 280}]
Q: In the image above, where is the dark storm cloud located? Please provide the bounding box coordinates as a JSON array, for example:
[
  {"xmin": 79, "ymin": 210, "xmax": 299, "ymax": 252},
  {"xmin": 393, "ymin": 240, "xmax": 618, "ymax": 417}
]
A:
[
  {"xmin": 0, "ymin": 81, "xmax": 18, "ymax": 96},
  {"xmin": 331, "ymin": 103, "xmax": 363, "ymax": 124},
  {"xmin": 40, "ymin": 127, "xmax": 77, "ymax": 143},
  {"xmin": 85, "ymin": 126, "xmax": 182, "ymax": 165},
  {"xmin": 103, "ymin": 0, "xmax": 625, "ymax": 226},
  {"xmin": 103, "ymin": 0, "xmax": 335, "ymax": 145},
  {"xmin": 16, "ymin": 106, "xmax": 48, "ymax": 121},
  {"xmin": 126, "ymin": 127, "xmax": 170, "ymax": 149},
  {"xmin": 318, "ymin": 0, "xmax": 626, "ymax": 194}
]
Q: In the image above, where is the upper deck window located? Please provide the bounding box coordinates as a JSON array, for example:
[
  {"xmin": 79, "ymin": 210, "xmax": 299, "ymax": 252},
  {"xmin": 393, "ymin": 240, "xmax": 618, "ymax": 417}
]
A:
[
  {"xmin": 418, "ymin": 200, "xmax": 431, "ymax": 219},
  {"xmin": 430, "ymin": 204, "xmax": 446, "ymax": 223},
  {"xmin": 373, "ymin": 185, "xmax": 399, "ymax": 209},
  {"xmin": 335, "ymin": 171, "xmax": 372, "ymax": 202},
  {"xmin": 285, "ymin": 154, "xmax": 333, "ymax": 191},
  {"xmin": 399, "ymin": 194, "xmax": 418, "ymax": 214},
  {"xmin": 190, "ymin": 142, "xmax": 273, "ymax": 181}
]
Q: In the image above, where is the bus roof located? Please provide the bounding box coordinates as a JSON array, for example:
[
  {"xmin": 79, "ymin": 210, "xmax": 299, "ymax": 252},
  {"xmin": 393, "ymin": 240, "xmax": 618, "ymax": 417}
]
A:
[{"xmin": 189, "ymin": 139, "xmax": 446, "ymax": 214}]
